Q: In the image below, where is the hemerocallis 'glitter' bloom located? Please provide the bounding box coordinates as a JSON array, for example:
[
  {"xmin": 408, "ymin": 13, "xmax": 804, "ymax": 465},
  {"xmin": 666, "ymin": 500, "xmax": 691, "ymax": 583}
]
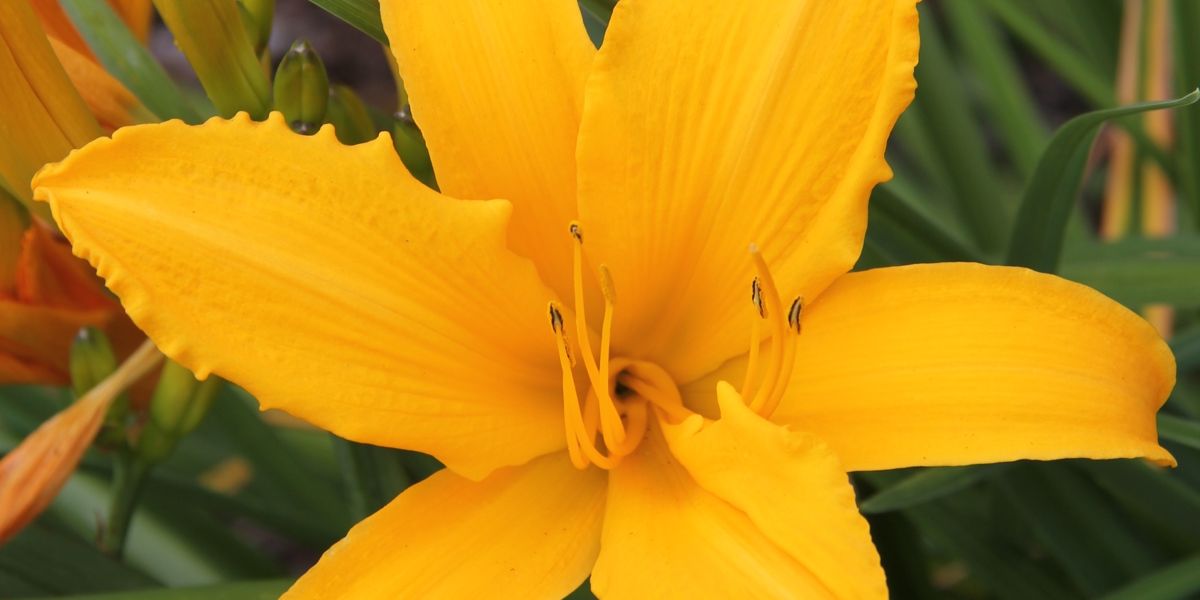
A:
[{"xmin": 33, "ymin": 0, "xmax": 1175, "ymax": 597}]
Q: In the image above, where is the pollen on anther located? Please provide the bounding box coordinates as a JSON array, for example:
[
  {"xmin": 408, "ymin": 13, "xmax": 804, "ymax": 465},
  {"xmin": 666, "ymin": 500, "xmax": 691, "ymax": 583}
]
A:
[
  {"xmin": 548, "ymin": 303, "xmax": 565, "ymax": 333},
  {"xmin": 751, "ymin": 278, "xmax": 767, "ymax": 318},
  {"xmin": 788, "ymin": 297, "xmax": 804, "ymax": 334}
]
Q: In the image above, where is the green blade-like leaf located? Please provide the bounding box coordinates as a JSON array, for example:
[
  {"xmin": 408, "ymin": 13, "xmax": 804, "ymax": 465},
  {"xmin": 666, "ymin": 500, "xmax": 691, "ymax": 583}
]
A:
[
  {"xmin": 1078, "ymin": 460, "xmax": 1200, "ymax": 553},
  {"xmin": 1006, "ymin": 91, "xmax": 1200, "ymax": 273},
  {"xmin": 942, "ymin": 0, "xmax": 1048, "ymax": 179},
  {"xmin": 863, "ymin": 183, "xmax": 988, "ymax": 266},
  {"xmin": 1158, "ymin": 414, "xmax": 1200, "ymax": 452},
  {"xmin": 1099, "ymin": 554, "xmax": 1200, "ymax": 600},
  {"xmin": 859, "ymin": 464, "xmax": 1010, "ymax": 514},
  {"xmin": 0, "ymin": 524, "xmax": 158, "ymax": 596},
  {"xmin": 306, "ymin": 0, "xmax": 386, "ymax": 45},
  {"xmin": 1059, "ymin": 237, "xmax": 1200, "ymax": 306},
  {"xmin": 996, "ymin": 464, "xmax": 1167, "ymax": 595},
  {"xmin": 1175, "ymin": 0, "xmax": 1200, "ymax": 229},
  {"xmin": 912, "ymin": 6, "xmax": 1010, "ymax": 254},
  {"xmin": 978, "ymin": 0, "xmax": 1115, "ymax": 107},
  {"xmin": 54, "ymin": 580, "xmax": 292, "ymax": 600},
  {"xmin": 58, "ymin": 0, "xmax": 202, "ymax": 124},
  {"xmin": 906, "ymin": 503, "xmax": 1082, "ymax": 600},
  {"xmin": 1169, "ymin": 326, "xmax": 1200, "ymax": 372}
]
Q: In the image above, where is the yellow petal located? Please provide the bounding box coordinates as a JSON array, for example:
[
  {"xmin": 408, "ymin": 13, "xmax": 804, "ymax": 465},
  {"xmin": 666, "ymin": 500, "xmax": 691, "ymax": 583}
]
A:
[
  {"xmin": 380, "ymin": 0, "xmax": 596, "ymax": 302},
  {"xmin": 34, "ymin": 113, "xmax": 566, "ymax": 480},
  {"xmin": 0, "ymin": 0, "xmax": 102, "ymax": 213},
  {"xmin": 768, "ymin": 263, "xmax": 1176, "ymax": 471},
  {"xmin": 284, "ymin": 451, "xmax": 605, "ymax": 599},
  {"xmin": 576, "ymin": 0, "xmax": 919, "ymax": 383},
  {"xmin": 0, "ymin": 340, "xmax": 160, "ymax": 544},
  {"xmin": 658, "ymin": 382, "xmax": 887, "ymax": 599},
  {"xmin": 594, "ymin": 420, "xmax": 846, "ymax": 599},
  {"xmin": 49, "ymin": 36, "xmax": 155, "ymax": 131}
]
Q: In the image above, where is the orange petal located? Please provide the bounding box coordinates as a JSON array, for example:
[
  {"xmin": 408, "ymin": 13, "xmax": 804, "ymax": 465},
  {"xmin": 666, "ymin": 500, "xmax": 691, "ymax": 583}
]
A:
[
  {"xmin": 0, "ymin": 340, "xmax": 160, "ymax": 544},
  {"xmin": 285, "ymin": 451, "xmax": 605, "ymax": 599},
  {"xmin": 659, "ymin": 382, "xmax": 886, "ymax": 599},
  {"xmin": 35, "ymin": 114, "xmax": 569, "ymax": 480},
  {"xmin": 767, "ymin": 263, "xmax": 1176, "ymax": 471},
  {"xmin": 594, "ymin": 419, "xmax": 859, "ymax": 598},
  {"xmin": 380, "ymin": 0, "xmax": 596, "ymax": 302},
  {"xmin": 575, "ymin": 0, "xmax": 920, "ymax": 383}
]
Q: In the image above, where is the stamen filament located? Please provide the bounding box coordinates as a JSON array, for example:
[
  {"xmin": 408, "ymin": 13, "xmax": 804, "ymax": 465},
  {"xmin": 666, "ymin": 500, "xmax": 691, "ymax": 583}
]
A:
[
  {"xmin": 761, "ymin": 296, "xmax": 803, "ymax": 418},
  {"xmin": 740, "ymin": 278, "xmax": 765, "ymax": 399},
  {"xmin": 748, "ymin": 245, "xmax": 787, "ymax": 413},
  {"xmin": 549, "ymin": 303, "xmax": 589, "ymax": 469},
  {"xmin": 569, "ymin": 222, "xmax": 626, "ymax": 449}
]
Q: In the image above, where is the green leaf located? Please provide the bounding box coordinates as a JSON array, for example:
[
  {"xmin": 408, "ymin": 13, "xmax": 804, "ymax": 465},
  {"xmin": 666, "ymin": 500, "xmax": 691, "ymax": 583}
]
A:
[
  {"xmin": 1078, "ymin": 460, "xmax": 1200, "ymax": 553},
  {"xmin": 0, "ymin": 524, "xmax": 158, "ymax": 595},
  {"xmin": 1169, "ymin": 326, "xmax": 1200, "ymax": 372},
  {"xmin": 942, "ymin": 0, "xmax": 1048, "ymax": 180},
  {"xmin": 52, "ymin": 580, "xmax": 293, "ymax": 600},
  {"xmin": 578, "ymin": 0, "xmax": 616, "ymax": 24},
  {"xmin": 212, "ymin": 386, "xmax": 349, "ymax": 527},
  {"xmin": 859, "ymin": 464, "xmax": 1010, "ymax": 514},
  {"xmin": 978, "ymin": 0, "xmax": 1115, "ymax": 107},
  {"xmin": 1158, "ymin": 414, "xmax": 1200, "ymax": 452},
  {"xmin": 58, "ymin": 0, "xmax": 203, "ymax": 124},
  {"xmin": 863, "ymin": 183, "xmax": 988, "ymax": 266},
  {"xmin": 1175, "ymin": 0, "xmax": 1200, "ymax": 229},
  {"xmin": 996, "ymin": 463, "xmax": 1166, "ymax": 595},
  {"xmin": 1099, "ymin": 554, "xmax": 1200, "ymax": 600},
  {"xmin": 1005, "ymin": 91, "xmax": 1200, "ymax": 273},
  {"xmin": 1059, "ymin": 237, "xmax": 1200, "ymax": 306},
  {"xmin": 911, "ymin": 6, "xmax": 1010, "ymax": 255},
  {"xmin": 305, "ymin": 0, "xmax": 386, "ymax": 45},
  {"xmin": 905, "ymin": 502, "xmax": 1081, "ymax": 600}
]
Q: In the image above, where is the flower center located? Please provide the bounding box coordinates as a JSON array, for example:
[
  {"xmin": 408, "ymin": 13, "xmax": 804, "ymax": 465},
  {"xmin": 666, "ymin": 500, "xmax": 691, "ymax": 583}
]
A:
[{"xmin": 547, "ymin": 225, "xmax": 802, "ymax": 471}]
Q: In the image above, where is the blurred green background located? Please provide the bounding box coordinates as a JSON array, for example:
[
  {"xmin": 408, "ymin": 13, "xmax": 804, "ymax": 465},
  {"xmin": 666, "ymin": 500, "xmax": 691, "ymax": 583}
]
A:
[{"xmin": 5, "ymin": 0, "xmax": 1200, "ymax": 598}]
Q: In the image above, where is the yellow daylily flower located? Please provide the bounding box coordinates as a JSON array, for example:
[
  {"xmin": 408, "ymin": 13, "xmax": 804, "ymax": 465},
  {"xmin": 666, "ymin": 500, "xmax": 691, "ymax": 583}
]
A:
[{"xmin": 32, "ymin": 0, "xmax": 1174, "ymax": 597}]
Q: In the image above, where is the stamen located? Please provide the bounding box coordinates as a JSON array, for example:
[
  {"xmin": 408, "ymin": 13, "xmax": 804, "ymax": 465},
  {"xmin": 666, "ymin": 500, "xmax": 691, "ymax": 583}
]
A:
[
  {"xmin": 548, "ymin": 302, "xmax": 588, "ymax": 469},
  {"xmin": 747, "ymin": 245, "xmax": 787, "ymax": 414},
  {"xmin": 740, "ymin": 278, "xmax": 766, "ymax": 399},
  {"xmin": 761, "ymin": 296, "xmax": 803, "ymax": 418},
  {"xmin": 569, "ymin": 222, "xmax": 626, "ymax": 449}
]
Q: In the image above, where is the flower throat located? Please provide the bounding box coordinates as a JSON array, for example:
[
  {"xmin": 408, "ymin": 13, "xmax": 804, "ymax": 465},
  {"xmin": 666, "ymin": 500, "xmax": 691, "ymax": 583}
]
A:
[{"xmin": 549, "ymin": 224, "xmax": 803, "ymax": 471}]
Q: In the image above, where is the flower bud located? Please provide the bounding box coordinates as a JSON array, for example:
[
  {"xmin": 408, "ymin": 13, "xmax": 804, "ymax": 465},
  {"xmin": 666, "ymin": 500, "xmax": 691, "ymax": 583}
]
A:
[
  {"xmin": 325, "ymin": 84, "xmax": 376, "ymax": 145},
  {"xmin": 236, "ymin": 0, "xmax": 274, "ymax": 56},
  {"xmin": 273, "ymin": 39, "xmax": 330, "ymax": 135},
  {"xmin": 393, "ymin": 106, "xmax": 437, "ymax": 189},
  {"xmin": 0, "ymin": 0, "xmax": 102, "ymax": 223},
  {"xmin": 69, "ymin": 326, "xmax": 129, "ymax": 449},
  {"xmin": 137, "ymin": 359, "xmax": 223, "ymax": 464},
  {"xmin": 153, "ymin": 0, "xmax": 271, "ymax": 119}
]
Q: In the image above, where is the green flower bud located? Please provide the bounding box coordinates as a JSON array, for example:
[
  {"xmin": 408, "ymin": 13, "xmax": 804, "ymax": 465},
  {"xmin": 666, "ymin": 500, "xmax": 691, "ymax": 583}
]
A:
[
  {"xmin": 236, "ymin": 0, "xmax": 274, "ymax": 56},
  {"xmin": 69, "ymin": 327, "xmax": 118, "ymax": 399},
  {"xmin": 70, "ymin": 326, "xmax": 129, "ymax": 449},
  {"xmin": 393, "ymin": 105, "xmax": 437, "ymax": 189},
  {"xmin": 273, "ymin": 39, "xmax": 330, "ymax": 135},
  {"xmin": 137, "ymin": 359, "xmax": 223, "ymax": 464},
  {"xmin": 153, "ymin": 0, "xmax": 271, "ymax": 119},
  {"xmin": 325, "ymin": 84, "xmax": 376, "ymax": 145}
]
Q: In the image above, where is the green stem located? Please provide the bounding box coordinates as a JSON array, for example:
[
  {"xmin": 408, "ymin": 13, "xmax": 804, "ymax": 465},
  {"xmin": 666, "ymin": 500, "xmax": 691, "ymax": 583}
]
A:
[{"xmin": 102, "ymin": 450, "xmax": 150, "ymax": 558}]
